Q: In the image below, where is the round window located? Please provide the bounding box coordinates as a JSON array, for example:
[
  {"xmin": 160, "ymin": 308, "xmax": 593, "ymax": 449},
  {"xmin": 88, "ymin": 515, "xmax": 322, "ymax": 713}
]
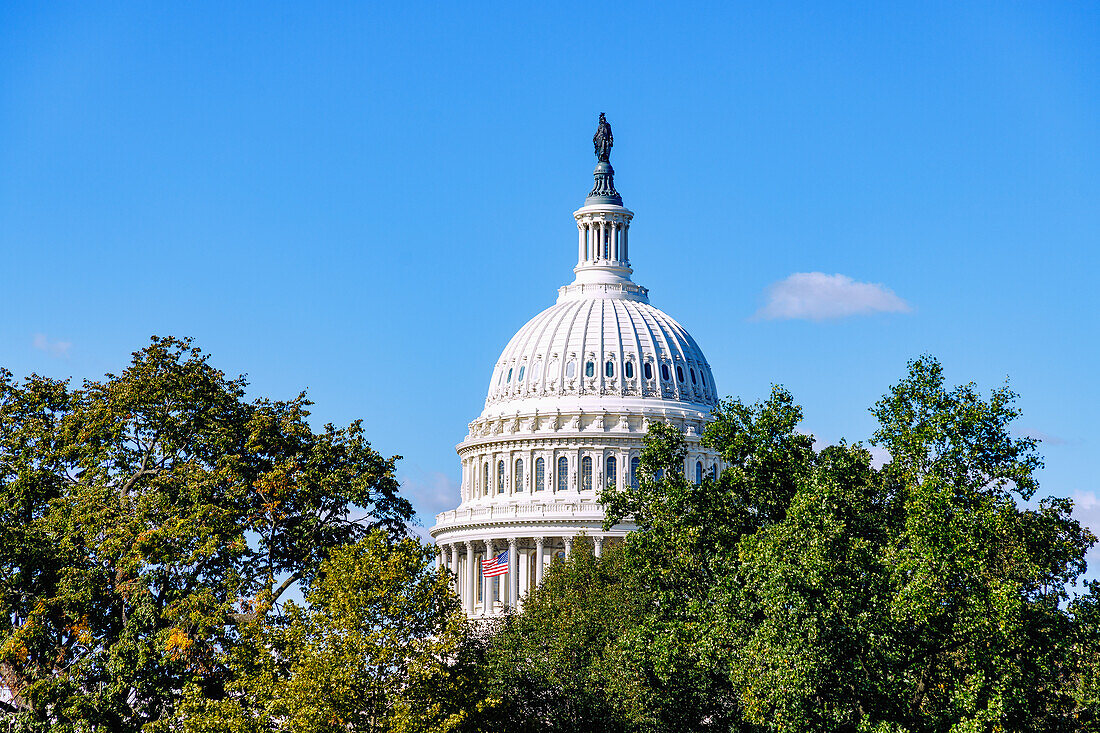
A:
[
  {"xmin": 661, "ymin": 364, "xmax": 670, "ymax": 381},
  {"xmin": 585, "ymin": 361, "xmax": 595, "ymax": 378},
  {"xmin": 518, "ymin": 366, "xmax": 525, "ymax": 381},
  {"xmin": 507, "ymin": 368, "xmax": 513, "ymax": 383},
  {"xmin": 676, "ymin": 366, "xmax": 685, "ymax": 383},
  {"xmin": 565, "ymin": 361, "xmax": 575, "ymax": 378},
  {"xmin": 644, "ymin": 362, "xmax": 653, "ymax": 380},
  {"xmin": 625, "ymin": 362, "xmax": 634, "ymax": 379}
]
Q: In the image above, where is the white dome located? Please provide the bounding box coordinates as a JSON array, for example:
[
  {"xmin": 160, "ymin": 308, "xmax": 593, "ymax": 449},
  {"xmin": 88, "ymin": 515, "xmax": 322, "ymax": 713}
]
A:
[{"xmin": 484, "ymin": 292, "xmax": 717, "ymax": 415}]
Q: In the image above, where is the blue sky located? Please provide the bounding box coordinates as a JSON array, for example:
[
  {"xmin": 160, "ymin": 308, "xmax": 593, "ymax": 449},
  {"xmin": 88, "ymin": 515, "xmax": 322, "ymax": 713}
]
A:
[{"xmin": 2, "ymin": 2, "xmax": 1098, "ymax": 569}]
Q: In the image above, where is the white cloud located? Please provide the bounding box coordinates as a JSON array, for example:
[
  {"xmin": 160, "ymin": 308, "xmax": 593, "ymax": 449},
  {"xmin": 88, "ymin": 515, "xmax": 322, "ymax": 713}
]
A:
[
  {"xmin": 1020, "ymin": 429, "xmax": 1069, "ymax": 446},
  {"xmin": 401, "ymin": 470, "xmax": 461, "ymax": 525},
  {"xmin": 32, "ymin": 333, "xmax": 72, "ymax": 358},
  {"xmin": 753, "ymin": 272, "xmax": 912, "ymax": 321}
]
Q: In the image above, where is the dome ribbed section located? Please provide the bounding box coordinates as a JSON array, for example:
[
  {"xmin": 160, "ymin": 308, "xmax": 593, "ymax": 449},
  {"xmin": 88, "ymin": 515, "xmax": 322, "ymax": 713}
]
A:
[{"xmin": 484, "ymin": 297, "xmax": 717, "ymax": 412}]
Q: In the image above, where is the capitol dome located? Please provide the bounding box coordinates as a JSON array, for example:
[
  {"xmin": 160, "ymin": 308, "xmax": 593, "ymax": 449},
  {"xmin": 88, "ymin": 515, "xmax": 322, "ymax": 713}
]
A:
[
  {"xmin": 432, "ymin": 115, "xmax": 722, "ymax": 618},
  {"xmin": 484, "ymin": 296, "xmax": 717, "ymax": 416}
]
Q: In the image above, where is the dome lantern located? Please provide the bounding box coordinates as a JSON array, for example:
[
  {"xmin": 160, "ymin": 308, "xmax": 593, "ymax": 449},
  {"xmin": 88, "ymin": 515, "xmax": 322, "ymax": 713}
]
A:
[{"xmin": 569, "ymin": 114, "xmax": 638, "ymax": 295}]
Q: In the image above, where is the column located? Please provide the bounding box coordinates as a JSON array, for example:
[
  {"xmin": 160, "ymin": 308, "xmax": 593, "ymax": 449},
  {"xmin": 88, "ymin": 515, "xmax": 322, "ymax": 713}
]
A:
[
  {"xmin": 463, "ymin": 541, "xmax": 475, "ymax": 616},
  {"xmin": 535, "ymin": 536, "xmax": 545, "ymax": 585},
  {"xmin": 578, "ymin": 221, "xmax": 585, "ymax": 263},
  {"xmin": 594, "ymin": 535, "xmax": 604, "ymax": 558},
  {"xmin": 483, "ymin": 539, "xmax": 494, "ymax": 615},
  {"xmin": 611, "ymin": 221, "xmax": 618, "ymax": 261},
  {"xmin": 508, "ymin": 537, "xmax": 519, "ymax": 608},
  {"xmin": 622, "ymin": 222, "xmax": 628, "ymax": 262},
  {"xmin": 564, "ymin": 536, "xmax": 573, "ymax": 558},
  {"xmin": 450, "ymin": 544, "xmax": 459, "ymax": 595},
  {"xmin": 600, "ymin": 221, "xmax": 607, "ymax": 260}
]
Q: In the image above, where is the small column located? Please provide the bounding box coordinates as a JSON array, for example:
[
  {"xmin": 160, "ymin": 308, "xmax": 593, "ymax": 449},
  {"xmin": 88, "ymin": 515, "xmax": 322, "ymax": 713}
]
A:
[
  {"xmin": 564, "ymin": 536, "xmax": 573, "ymax": 558},
  {"xmin": 450, "ymin": 544, "xmax": 459, "ymax": 595},
  {"xmin": 463, "ymin": 541, "xmax": 475, "ymax": 616},
  {"xmin": 578, "ymin": 221, "xmax": 585, "ymax": 263},
  {"xmin": 611, "ymin": 221, "xmax": 618, "ymax": 261},
  {"xmin": 622, "ymin": 221, "xmax": 628, "ymax": 262},
  {"xmin": 483, "ymin": 539, "xmax": 494, "ymax": 615},
  {"xmin": 508, "ymin": 537, "xmax": 519, "ymax": 608},
  {"xmin": 535, "ymin": 536, "xmax": 545, "ymax": 585},
  {"xmin": 594, "ymin": 535, "xmax": 604, "ymax": 558}
]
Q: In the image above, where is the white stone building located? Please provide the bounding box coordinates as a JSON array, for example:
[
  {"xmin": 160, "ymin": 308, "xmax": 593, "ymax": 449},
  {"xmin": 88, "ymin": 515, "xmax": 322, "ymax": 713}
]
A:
[{"xmin": 431, "ymin": 115, "xmax": 721, "ymax": 618}]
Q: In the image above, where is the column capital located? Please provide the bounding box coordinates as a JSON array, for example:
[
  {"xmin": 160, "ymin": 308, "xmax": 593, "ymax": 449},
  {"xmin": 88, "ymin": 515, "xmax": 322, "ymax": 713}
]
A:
[{"xmin": 508, "ymin": 536, "xmax": 518, "ymax": 549}]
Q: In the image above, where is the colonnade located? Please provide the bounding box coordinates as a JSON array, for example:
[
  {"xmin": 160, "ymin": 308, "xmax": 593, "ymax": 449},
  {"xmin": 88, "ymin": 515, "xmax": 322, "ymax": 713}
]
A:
[
  {"xmin": 577, "ymin": 216, "xmax": 628, "ymax": 265},
  {"xmin": 437, "ymin": 534, "xmax": 606, "ymax": 617}
]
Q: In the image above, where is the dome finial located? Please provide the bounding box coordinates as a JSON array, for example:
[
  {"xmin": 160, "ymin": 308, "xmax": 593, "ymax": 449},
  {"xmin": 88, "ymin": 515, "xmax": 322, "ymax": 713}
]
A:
[
  {"xmin": 594, "ymin": 112, "xmax": 613, "ymax": 162},
  {"xmin": 586, "ymin": 113, "xmax": 622, "ymax": 205}
]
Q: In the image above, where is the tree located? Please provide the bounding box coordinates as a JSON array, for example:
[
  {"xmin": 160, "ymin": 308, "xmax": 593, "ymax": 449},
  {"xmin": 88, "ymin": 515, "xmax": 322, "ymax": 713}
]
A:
[
  {"xmin": 0, "ymin": 337, "xmax": 413, "ymax": 731},
  {"xmin": 483, "ymin": 357, "xmax": 1098, "ymax": 732},
  {"xmin": 176, "ymin": 532, "xmax": 488, "ymax": 733}
]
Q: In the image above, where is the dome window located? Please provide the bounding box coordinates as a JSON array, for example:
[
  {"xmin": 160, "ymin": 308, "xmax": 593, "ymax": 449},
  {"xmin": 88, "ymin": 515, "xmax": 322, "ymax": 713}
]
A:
[
  {"xmin": 581, "ymin": 456, "xmax": 592, "ymax": 491},
  {"xmin": 518, "ymin": 366, "xmax": 525, "ymax": 382},
  {"xmin": 695, "ymin": 461, "xmax": 703, "ymax": 485},
  {"xmin": 515, "ymin": 459, "xmax": 523, "ymax": 491},
  {"xmin": 676, "ymin": 366, "xmax": 685, "ymax": 383},
  {"xmin": 557, "ymin": 456, "xmax": 568, "ymax": 492},
  {"xmin": 585, "ymin": 361, "xmax": 595, "ymax": 378},
  {"xmin": 532, "ymin": 362, "xmax": 542, "ymax": 381},
  {"xmin": 605, "ymin": 361, "xmax": 614, "ymax": 378},
  {"xmin": 661, "ymin": 364, "xmax": 670, "ymax": 381},
  {"xmin": 606, "ymin": 455, "xmax": 617, "ymax": 488},
  {"xmin": 625, "ymin": 362, "xmax": 634, "ymax": 379},
  {"xmin": 565, "ymin": 361, "xmax": 575, "ymax": 378},
  {"xmin": 701, "ymin": 371, "xmax": 706, "ymax": 387},
  {"xmin": 497, "ymin": 460, "xmax": 505, "ymax": 494},
  {"xmin": 535, "ymin": 457, "xmax": 545, "ymax": 491},
  {"xmin": 644, "ymin": 363, "xmax": 653, "ymax": 380},
  {"xmin": 507, "ymin": 368, "xmax": 513, "ymax": 383},
  {"xmin": 710, "ymin": 463, "xmax": 718, "ymax": 480},
  {"xmin": 630, "ymin": 457, "xmax": 640, "ymax": 489},
  {"xmin": 483, "ymin": 463, "xmax": 489, "ymax": 497},
  {"xmin": 690, "ymin": 368, "xmax": 697, "ymax": 385}
]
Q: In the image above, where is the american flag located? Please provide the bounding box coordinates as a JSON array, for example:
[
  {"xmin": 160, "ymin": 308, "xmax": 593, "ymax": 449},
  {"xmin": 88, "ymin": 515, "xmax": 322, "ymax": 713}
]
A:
[{"xmin": 482, "ymin": 550, "xmax": 509, "ymax": 577}]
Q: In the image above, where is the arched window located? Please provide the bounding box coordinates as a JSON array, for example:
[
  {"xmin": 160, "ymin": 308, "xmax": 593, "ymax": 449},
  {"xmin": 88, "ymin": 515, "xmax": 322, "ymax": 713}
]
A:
[
  {"xmin": 690, "ymin": 368, "xmax": 697, "ymax": 385},
  {"xmin": 581, "ymin": 456, "xmax": 592, "ymax": 491},
  {"xmin": 565, "ymin": 361, "xmax": 575, "ymax": 378},
  {"xmin": 585, "ymin": 361, "xmax": 595, "ymax": 378},
  {"xmin": 605, "ymin": 361, "xmax": 614, "ymax": 378},
  {"xmin": 557, "ymin": 457, "xmax": 568, "ymax": 492},
  {"xmin": 644, "ymin": 362, "xmax": 653, "ymax": 380},
  {"xmin": 676, "ymin": 366, "xmax": 685, "ymax": 383},
  {"xmin": 535, "ymin": 457, "xmax": 545, "ymax": 492},
  {"xmin": 606, "ymin": 455, "xmax": 617, "ymax": 488},
  {"xmin": 497, "ymin": 460, "xmax": 505, "ymax": 494},
  {"xmin": 625, "ymin": 362, "xmax": 634, "ymax": 379},
  {"xmin": 518, "ymin": 366, "xmax": 525, "ymax": 381},
  {"xmin": 710, "ymin": 463, "xmax": 718, "ymax": 480},
  {"xmin": 661, "ymin": 364, "xmax": 670, "ymax": 381},
  {"xmin": 483, "ymin": 462, "xmax": 489, "ymax": 497},
  {"xmin": 695, "ymin": 461, "xmax": 703, "ymax": 485},
  {"xmin": 507, "ymin": 368, "xmax": 513, "ymax": 383},
  {"xmin": 515, "ymin": 459, "xmax": 523, "ymax": 492}
]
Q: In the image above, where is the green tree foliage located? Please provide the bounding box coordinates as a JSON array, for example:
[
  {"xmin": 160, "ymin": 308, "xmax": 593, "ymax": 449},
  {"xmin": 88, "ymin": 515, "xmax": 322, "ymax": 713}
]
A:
[
  {"xmin": 0, "ymin": 337, "xmax": 413, "ymax": 731},
  {"xmin": 484, "ymin": 356, "xmax": 1098, "ymax": 732},
  {"xmin": 176, "ymin": 532, "xmax": 489, "ymax": 733}
]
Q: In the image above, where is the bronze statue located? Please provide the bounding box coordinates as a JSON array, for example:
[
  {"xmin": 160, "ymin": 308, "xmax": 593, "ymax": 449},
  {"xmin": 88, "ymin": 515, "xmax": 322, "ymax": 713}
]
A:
[{"xmin": 593, "ymin": 113, "xmax": 613, "ymax": 162}]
